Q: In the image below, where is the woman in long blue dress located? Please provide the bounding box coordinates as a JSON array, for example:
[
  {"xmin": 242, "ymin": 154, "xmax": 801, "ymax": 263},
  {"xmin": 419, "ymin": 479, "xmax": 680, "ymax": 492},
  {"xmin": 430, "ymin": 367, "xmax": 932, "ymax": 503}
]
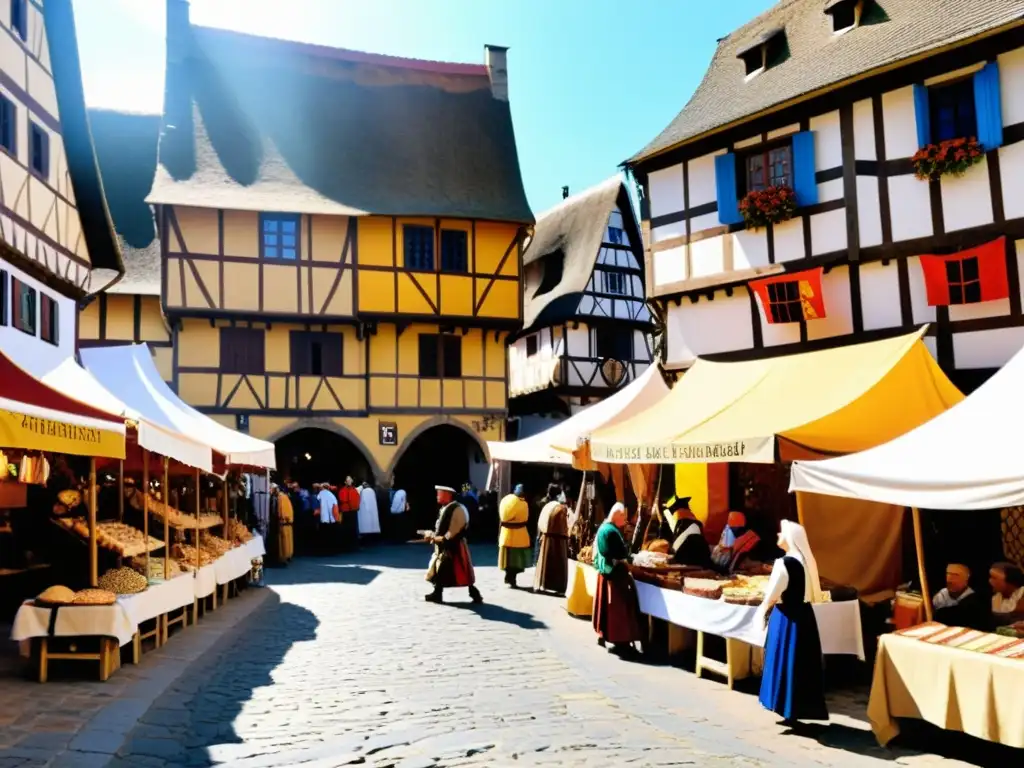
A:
[{"xmin": 755, "ymin": 520, "xmax": 828, "ymax": 723}]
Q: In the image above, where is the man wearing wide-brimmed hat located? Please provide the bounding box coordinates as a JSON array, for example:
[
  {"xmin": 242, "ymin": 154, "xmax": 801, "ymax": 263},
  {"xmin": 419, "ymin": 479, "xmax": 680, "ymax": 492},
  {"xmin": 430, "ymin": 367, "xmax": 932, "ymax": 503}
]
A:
[{"xmin": 425, "ymin": 485, "xmax": 483, "ymax": 604}]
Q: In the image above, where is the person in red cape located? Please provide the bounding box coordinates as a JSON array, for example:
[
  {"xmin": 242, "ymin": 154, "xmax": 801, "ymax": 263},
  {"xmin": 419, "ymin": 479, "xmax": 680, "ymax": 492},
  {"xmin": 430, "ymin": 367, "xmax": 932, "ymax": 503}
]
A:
[{"xmin": 425, "ymin": 485, "xmax": 483, "ymax": 604}]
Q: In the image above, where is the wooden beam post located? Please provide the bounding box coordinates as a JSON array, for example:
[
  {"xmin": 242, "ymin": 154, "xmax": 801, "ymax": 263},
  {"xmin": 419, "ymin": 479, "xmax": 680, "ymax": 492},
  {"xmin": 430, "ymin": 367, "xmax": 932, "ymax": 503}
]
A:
[
  {"xmin": 89, "ymin": 457, "xmax": 98, "ymax": 587},
  {"xmin": 796, "ymin": 491, "xmax": 806, "ymax": 528},
  {"xmin": 142, "ymin": 449, "xmax": 149, "ymax": 581},
  {"xmin": 194, "ymin": 468, "xmax": 201, "ymax": 573},
  {"xmin": 163, "ymin": 457, "xmax": 170, "ymax": 581},
  {"xmin": 118, "ymin": 460, "xmax": 124, "ymax": 521},
  {"xmin": 911, "ymin": 507, "xmax": 934, "ymax": 622}
]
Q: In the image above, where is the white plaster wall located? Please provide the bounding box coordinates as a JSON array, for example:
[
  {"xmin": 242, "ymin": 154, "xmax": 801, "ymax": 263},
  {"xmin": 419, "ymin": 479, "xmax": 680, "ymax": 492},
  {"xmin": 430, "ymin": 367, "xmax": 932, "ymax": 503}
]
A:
[
  {"xmin": 773, "ymin": 218, "xmax": 804, "ymax": 263},
  {"xmin": 689, "ymin": 212, "xmax": 720, "ymax": 233},
  {"xmin": 688, "ymin": 151, "xmax": 722, "ymax": 208},
  {"xmin": 649, "ymin": 164, "xmax": 685, "ymax": 218},
  {"xmin": 689, "ymin": 235, "xmax": 725, "ymax": 278},
  {"xmin": 566, "ymin": 325, "xmax": 590, "ymax": 357},
  {"xmin": 1000, "ymin": 141, "xmax": 1024, "ymax": 221},
  {"xmin": 998, "ymin": 47, "xmax": 1024, "ymax": 126},
  {"xmin": 852, "ymin": 98, "xmax": 877, "ymax": 161},
  {"xmin": 758, "ymin": 296, "xmax": 802, "ymax": 347},
  {"xmin": 731, "ymin": 229, "xmax": 769, "ymax": 270},
  {"xmin": 807, "ymin": 266, "xmax": 854, "ymax": 341},
  {"xmin": 652, "ymin": 221, "xmax": 686, "ymax": 243},
  {"xmin": 810, "ymin": 111, "xmax": 842, "ymax": 170},
  {"xmin": 653, "ymin": 245, "xmax": 687, "ymax": 286},
  {"xmin": 888, "ymin": 175, "xmax": 934, "ymax": 242},
  {"xmin": 922, "ymin": 335, "xmax": 938, "ymax": 361},
  {"xmin": 1016, "ymin": 239, "xmax": 1024, "ymax": 310},
  {"xmin": 953, "ymin": 327, "xmax": 1024, "ymax": 369},
  {"xmin": 940, "ymin": 158, "xmax": 993, "ymax": 233},
  {"xmin": 882, "ymin": 86, "xmax": 919, "ymax": 160},
  {"xmin": 818, "ymin": 178, "xmax": 844, "ymax": 203},
  {"xmin": 810, "ymin": 208, "xmax": 846, "ymax": 255},
  {"xmin": 856, "ymin": 177, "xmax": 883, "ymax": 248},
  {"xmin": 0, "ymin": 255, "xmax": 77, "ymax": 372},
  {"xmin": 906, "ymin": 256, "xmax": 937, "ymax": 325},
  {"xmin": 859, "ymin": 261, "xmax": 903, "ymax": 331},
  {"xmin": 666, "ymin": 292, "xmax": 754, "ymax": 365},
  {"xmin": 768, "ymin": 123, "xmax": 800, "ymax": 140}
]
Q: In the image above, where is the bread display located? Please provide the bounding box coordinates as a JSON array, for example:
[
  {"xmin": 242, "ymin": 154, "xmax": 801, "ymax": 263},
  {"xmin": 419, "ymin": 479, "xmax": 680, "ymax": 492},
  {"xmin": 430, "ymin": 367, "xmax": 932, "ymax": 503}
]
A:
[
  {"xmin": 131, "ymin": 556, "xmax": 183, "ymax": 580},
  {"xmin": 225, "ymin": 518, "xmax": 253, "ymax": 544},
  {"xmin": 173, "ymin": 543, "xmax": 215, "ymax": 570},
  {"xmin": 683, "ymin": 577, "xmax": 724, "ymax": 600},
  {"xmin": 98, "ymin": 567, "xmax": 148, "ymax": 595},
  {"xmin": 644, "ymin": 539, "xmax": 671, "ymax": 554},
  {"xmin": 632, "ymin": 550, "xmax": 672, "ymax": 568},
  {"xmin": 722, "ymin": 587, "xmax": 763, "ymax": 605},
  {"xmin": 36, "ymin": 585, "xmax": 76, "ymax": 606},
  {"xmin": 73, "ymin": 588, "xmax": 117, "ymax": 606},
  {"xmin": 145, "ymin": 494, "xmax": 221, "ymax": 529},
  {"xmin": 54, "ymin": 517, "xmax": 164, "ymax": 557},
  {"xmin": 576, "ymin": 546, "xmax": 593, "ymax": 565},
  {"xmin": 199, "ymin": 533, "xmax": 234, "ymax": 558}
]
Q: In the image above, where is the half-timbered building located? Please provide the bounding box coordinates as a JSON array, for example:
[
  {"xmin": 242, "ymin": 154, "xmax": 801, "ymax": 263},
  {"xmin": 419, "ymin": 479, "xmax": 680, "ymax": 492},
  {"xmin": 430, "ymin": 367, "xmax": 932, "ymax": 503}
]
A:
[
  {"xmin": 82, "ymin": 0, "xmax": 532, "ymax": 498},
  {"xmin": 508, "ymin": 177, "xmax": 653, "ymax": 423},
  {"xmin": 0, "ymin": 0, "xmax": 121, "ymax": 370},
  {"xmin": 628, "ymin": 0, "xmax": 1024, "ymax": 393}
]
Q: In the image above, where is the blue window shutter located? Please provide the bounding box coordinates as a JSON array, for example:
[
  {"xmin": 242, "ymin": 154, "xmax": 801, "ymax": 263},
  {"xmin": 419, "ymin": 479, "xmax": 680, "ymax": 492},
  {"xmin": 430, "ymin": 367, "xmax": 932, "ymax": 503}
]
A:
[
  {"xmin": 913, "ymin": 83, "xmax": 931, "ymax": 148},
  {"xmin": 791, "ymin": 131, "xmax": 818, "ymax": 207},
  {"xmin": 715, "ymin": 153, "xmax": 742, "ymax": 225},
  {"xmin": 974, "ymin": 61, "xmax": 1003, "ymax": 150}
]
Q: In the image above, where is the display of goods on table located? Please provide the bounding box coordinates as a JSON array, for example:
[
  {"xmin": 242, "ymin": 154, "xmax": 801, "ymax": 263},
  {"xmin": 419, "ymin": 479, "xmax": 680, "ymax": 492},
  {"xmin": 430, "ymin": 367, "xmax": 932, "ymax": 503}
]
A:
[
  {"xmin": 34, "ymin": 585, "xmax": 117, "ymax": 606},
  {"xmin": 172, "ymin": 543, "xmax": 216, "ymax": 570},
  {"xmin": 996, "ymin": 621, "xmax": 1024, "ymax": 639},
  {"xmin": 131, "ymin": 556, "xmax": 183, "ymax": 580},
  {"xmin": 143, "ymin": 492, "xmax": 221, "ymax": 529},
  {"xmin": 576, "ymin": 546, "xmax": 593, "ymax": 566},
  {"xmin": 225, "ymin": 518, "xmax": 252, "ymax": 544},
  {"xmin": 897, "ymin": 622, "xmax": 1024, "ymax": 658},
  {"xmin": 199, "ymin": 533, "xmax": 235, "ymax": 558},
  {"xmin": 678, "ymin": 566, "xmax": 846, "ymax": 605},
  {"xmin": 98, "ymin": 567, "xmax": 149, "ymax": 594},
  {"xmin": 54, "ymin": 517, "xmax": 164, "ymax": 557}
]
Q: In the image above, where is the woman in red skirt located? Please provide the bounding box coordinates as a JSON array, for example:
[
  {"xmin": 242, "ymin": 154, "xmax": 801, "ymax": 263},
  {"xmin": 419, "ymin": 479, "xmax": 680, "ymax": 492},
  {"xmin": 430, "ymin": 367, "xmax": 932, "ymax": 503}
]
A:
[{"xmin": 592, "ymin": 503, "xmax": 643, "ymax": 655}]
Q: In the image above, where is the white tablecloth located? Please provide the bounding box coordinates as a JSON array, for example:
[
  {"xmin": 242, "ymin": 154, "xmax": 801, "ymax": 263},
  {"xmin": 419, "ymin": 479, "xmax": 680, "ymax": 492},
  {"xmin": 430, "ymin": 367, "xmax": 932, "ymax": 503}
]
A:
[
  {"xmin": 244, "ymin": 533, "xmax": 265, "ymax": 559},
  {"xmin": 634, "ymin": 581, "xmax": 866, "ymax": 660},
  {"xmin": 10, "ymin": 602, "xmax": 136, "ymax": 647},
  {"xmin": 117, "ymin": 575, "xmax": 195, "ymax": 626},
  {"xmin": 193, "ymin": 564, "xmax": 217, "ymax": 598},
  {"xmin": 214, "ymin": 548, "xmax": 253, "ymax": 585}
]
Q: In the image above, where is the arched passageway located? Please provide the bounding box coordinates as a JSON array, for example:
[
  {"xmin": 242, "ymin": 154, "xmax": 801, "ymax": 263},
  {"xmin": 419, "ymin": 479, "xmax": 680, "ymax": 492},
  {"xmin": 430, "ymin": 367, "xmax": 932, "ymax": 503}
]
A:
[
  {"xmin": 274, "ymin": 427, "xmax": 373, "ymax": 489},
  {"xmin": 392, "ymin": 424, "xmax": 488, "ymax": 534}
]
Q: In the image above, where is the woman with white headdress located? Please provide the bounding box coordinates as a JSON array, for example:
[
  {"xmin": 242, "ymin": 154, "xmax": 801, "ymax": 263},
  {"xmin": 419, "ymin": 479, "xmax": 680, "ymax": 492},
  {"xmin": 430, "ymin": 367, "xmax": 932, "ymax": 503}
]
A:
[
  {"xmin": 592, "ymin": 502, "xmax": 643, "ymax": 654},
  {"xmin": 754, "ymin": 519, "xmax": 828, "ymax": 722}
]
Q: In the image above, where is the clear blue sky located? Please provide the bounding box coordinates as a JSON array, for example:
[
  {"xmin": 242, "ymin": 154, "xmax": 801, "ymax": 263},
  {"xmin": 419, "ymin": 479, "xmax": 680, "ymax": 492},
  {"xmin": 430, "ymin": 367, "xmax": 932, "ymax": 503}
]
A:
[{"xmin": 72, "ymin": 0, "xmax": 773, "ymax": 216}]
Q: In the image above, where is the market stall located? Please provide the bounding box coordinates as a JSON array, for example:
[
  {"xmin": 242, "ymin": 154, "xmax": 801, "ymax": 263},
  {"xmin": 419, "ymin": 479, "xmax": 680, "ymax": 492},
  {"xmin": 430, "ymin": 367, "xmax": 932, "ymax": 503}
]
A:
[
  {"xmin": 788, "ymin": 339, "xmax": 1024, "ymax": 748},
  {"xmin": 581, "ymin": 329, "xmax": 963, "ymax": 681}
]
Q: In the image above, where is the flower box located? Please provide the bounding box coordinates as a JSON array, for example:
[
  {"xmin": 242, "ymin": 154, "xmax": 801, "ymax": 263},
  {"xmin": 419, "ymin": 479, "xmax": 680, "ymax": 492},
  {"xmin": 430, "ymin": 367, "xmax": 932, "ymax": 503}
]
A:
[
  {"xmin": 739, "ymin": 185, "xmax": 797, "ymax": 230},
  {"xmin": 912, "ymin": 137, "xmax": 985, "ymax": 181}
]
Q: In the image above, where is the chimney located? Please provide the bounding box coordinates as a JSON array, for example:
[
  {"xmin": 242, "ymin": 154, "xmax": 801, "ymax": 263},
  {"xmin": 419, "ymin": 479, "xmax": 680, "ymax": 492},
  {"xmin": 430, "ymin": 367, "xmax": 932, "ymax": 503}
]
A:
[
  {"xmin": 485, "ymin": 44, "xmax": 508, "ymax": 101},
  {"xmin": 562, "ymin": 186, "xmax": 569, "ymax": 200}
]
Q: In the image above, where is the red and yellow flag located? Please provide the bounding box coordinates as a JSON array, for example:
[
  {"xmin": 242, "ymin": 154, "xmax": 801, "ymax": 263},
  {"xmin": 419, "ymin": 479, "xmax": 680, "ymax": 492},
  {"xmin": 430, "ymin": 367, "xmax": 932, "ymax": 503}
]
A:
[{"xmin": 749, "ymin": 267, "xmax": 826, "ymax": 324}]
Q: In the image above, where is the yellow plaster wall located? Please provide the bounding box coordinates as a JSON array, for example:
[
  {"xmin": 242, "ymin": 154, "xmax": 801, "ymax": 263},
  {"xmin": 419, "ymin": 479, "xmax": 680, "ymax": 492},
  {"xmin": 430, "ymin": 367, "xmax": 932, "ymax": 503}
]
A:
[{"xmin": 223, "ymin": 210, "xmax": 259, "ymax": 258}]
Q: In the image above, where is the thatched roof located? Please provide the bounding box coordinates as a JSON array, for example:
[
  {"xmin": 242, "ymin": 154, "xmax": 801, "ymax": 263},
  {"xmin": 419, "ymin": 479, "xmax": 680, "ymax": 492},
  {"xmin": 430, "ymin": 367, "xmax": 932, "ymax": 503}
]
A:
[
  {"xmin": 149, "ymin": 25, "xmax": 533, "ymax": 223},
  {"xmin": 632, "ymin": 0, "xmax": 1024, "ymax": 163}
]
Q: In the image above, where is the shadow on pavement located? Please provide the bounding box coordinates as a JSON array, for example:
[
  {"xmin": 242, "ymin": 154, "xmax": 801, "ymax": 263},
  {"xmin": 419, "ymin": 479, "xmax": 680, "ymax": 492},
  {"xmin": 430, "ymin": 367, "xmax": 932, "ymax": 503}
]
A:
[
  {"xmin": 441, "ymin": 599, "xmax": 547, "ymax": 631},
  {"xmin": 112, "ymin": 592, "xmax": 318, "ymax": 767}
]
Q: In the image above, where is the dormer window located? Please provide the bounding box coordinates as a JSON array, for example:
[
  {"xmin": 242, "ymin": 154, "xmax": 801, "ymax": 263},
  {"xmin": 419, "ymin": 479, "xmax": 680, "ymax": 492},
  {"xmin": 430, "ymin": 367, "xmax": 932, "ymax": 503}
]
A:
[
  {"xmin": 825, "ymin": 0, "xmax": 868, "ymax": 35},
  {"xmin": 534, "ymin": 250, "xmax": 564, "ymax": 297},
  {"xmin": 736, "ymin": 28, "xmax": 786, "ymax": 78}
]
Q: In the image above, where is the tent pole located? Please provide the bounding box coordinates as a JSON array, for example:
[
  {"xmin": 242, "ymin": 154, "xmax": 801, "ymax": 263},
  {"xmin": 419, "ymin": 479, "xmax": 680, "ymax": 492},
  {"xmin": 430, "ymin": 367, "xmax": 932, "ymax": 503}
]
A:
[
  {"xmin": 89, "ymin": 457, "xmax": 98, "ymax": 587},
  {"xmin": 223, "ymin": 475, "xmax": 229, "ymax": 530},
  {"xmin": 118, "ymin": 460, "xmax": 124, "ymax": 521},
  {"xmin": 195, "ymin": 468, "xmax": 201, "ymax": 572},
  {"xmin": 796, "ymin": 491, "xmax": 806, "ymax": 527},
  {"xmin": 163, "ymin": 458, "xmax": 170, "ymax": 581},
  {"xmin": 142, "ymin": 450, "xmax": 149, "ymax": 581},
  {"xmin": 911, "ymin": 507, "xmax": 934, "ymax": 622}
]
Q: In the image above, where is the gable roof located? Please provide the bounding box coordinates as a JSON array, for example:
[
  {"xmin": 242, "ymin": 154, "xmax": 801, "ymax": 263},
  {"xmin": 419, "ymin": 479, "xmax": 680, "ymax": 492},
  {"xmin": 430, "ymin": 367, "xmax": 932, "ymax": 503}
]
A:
[
  {"xmin": 88, "ymin": 110, "xmax": 162, "ymax": 296},
  {"xmin": 149, "ymin": 24, "xmax": 533, "ymax": 224},
  {"xmin": 521, "ymin": 176, "xmax": 640, "ymax": 331},
  {"xmin": 630, "ymin": 0, "xmax": 1024, "ymax": 164},
  {"xmin": 44, "ymin": 0, "xmax": 123, "ymax": 277}
]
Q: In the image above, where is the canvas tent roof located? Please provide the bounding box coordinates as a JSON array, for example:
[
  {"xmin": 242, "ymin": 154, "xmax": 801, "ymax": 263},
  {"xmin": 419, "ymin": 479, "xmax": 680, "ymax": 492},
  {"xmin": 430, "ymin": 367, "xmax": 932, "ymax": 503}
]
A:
[
  {"xmin": 790, "ymin": 340, "xmax": 1024, "ymax": 510},
  {"xmin": 0, "ymin": 351, "xmax": 126, "ymax": 459},
  {"xmin": 488, "ymin": 365, "xmax": 670, "ymax": 465},
  {"xmin": 81, "ymin": 345, "xmax": 276, "ymax": 469},
  {"xmin": 589, "ymin": 329, "xmax": 963, "ymax": 464}
]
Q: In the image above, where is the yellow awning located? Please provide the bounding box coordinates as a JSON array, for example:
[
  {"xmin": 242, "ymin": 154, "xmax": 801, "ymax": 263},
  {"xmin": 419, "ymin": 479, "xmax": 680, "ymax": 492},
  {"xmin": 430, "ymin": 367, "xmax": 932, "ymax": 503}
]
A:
[{"xmin": 589, "ymin": 328, "xmax": 963, "ymax": 464}]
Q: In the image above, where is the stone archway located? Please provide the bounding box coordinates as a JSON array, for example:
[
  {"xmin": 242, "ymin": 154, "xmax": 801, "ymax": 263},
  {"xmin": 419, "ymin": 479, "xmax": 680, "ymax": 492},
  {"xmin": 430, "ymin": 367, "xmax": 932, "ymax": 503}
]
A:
[
  {"xmin": 384, "ymin": 416, "xmax": 489, "ymax": 481},
  {"xmin": 268, "ymin": 417, "xmax": 384, "ymax": 486}
]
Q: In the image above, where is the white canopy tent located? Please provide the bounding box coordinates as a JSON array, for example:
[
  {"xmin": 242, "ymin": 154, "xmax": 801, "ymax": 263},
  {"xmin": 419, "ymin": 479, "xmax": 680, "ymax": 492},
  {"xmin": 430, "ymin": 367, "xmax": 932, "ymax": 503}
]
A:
[
  {"xmin": 790, "ymin": 340, "xmax": 1024, "ymax": 511},
  {"xmin": 81, "ymin": 345, "xmax": 276, "ymax": 469},
  {"xmin": 12, "ymin": 352, "xmax": 213, "ymax": 471},
  {"xmin": 487, "ymin": 364, "xmax": 671, "ymax": 466}
]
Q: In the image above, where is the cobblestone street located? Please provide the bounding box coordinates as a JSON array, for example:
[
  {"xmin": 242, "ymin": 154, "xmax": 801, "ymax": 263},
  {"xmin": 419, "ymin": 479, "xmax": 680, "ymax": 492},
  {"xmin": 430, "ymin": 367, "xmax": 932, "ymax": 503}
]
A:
[{"xmin": 2, "ymin": 546, "xmax": 1018, "ymax": 768}]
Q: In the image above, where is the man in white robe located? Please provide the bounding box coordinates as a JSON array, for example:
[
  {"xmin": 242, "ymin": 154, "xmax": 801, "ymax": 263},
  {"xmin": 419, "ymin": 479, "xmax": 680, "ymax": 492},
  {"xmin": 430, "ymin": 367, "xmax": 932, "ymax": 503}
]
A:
[{"xmin": 357, "ymin": 481, "xmax": 381, "ymax": 536}]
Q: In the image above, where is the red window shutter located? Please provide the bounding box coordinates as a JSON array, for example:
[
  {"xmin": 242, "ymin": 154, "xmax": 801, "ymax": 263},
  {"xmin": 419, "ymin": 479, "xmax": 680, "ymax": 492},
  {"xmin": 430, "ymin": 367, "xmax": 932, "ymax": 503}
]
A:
[{"xmin": 920, "ymin": 237, "xmax": 1008, "ymax": 306}]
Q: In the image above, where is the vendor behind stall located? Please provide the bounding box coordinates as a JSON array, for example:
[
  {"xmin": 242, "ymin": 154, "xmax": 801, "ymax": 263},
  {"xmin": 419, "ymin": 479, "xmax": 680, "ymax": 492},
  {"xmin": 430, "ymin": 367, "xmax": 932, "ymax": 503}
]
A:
[
  {"xmin": 711, "ymin": 511, "xmax": 760, "ymax": 574},
  {"xmin": 660, "ymin": 497, "xmax": 711, "ymax": 567},
  {"xmin": 990, "ymin": 561, "xmax": 1024, "ymax": 626},
  {"xmin": 932, "ymin": 563, "xmax": 986, "ymax": 630}
]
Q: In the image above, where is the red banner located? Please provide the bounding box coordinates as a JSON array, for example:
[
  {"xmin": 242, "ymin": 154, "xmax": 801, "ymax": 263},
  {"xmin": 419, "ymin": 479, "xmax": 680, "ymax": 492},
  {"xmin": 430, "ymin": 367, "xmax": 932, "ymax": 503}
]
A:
[
  {"xmin": 749, "ymin": 267, "xmax": 826, "ymax": 324},
  {"xmin": 919, "ymin": 237, "xmax": 1008, "ymax": 307}
]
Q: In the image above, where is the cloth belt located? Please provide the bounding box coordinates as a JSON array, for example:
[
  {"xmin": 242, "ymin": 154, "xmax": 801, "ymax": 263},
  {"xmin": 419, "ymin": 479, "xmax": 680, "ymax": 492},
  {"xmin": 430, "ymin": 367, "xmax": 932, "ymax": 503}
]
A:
[{"xmin": 501, "ymin": 522, "xmax": 528, "ymax": 529}]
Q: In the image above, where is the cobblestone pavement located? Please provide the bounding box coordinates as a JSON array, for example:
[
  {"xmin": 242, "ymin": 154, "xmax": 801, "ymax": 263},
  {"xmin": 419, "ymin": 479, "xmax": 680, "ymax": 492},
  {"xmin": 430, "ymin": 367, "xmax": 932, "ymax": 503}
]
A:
[{"xmin": 2, "ymin": 546, "xmax": 1019, "ymax": 768}]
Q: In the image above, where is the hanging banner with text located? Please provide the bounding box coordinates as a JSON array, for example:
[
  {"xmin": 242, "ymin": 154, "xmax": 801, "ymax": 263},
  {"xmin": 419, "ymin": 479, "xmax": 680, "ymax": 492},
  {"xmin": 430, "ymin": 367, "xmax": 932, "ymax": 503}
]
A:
[
  {"xmin": 0, "ymin": 409, "xmax": 126, "ymax": 459},
  {"xmin": 590, "ymin": 434, "xmax": 775, "ymax": 465},
  {"xmin": 919, "ymin": 236, "xmax": 1008, "ymax": 307},
  {"xmin": 749, "ymin": 267, "xmax": 826, "ymax": 324}
]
